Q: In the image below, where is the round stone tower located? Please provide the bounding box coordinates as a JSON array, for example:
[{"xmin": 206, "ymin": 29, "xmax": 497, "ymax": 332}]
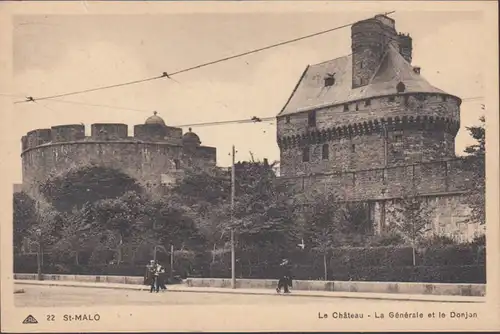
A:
[{"xmin": 20, "ymin": 112, "xmax": 217, "ymax": 198}]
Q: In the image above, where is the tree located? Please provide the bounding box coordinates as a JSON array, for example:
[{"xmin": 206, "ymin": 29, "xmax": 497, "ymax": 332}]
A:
[
  {"xmin": 389, "ymin": 191, "xmax": 433, "ymax": 266},
  {"xmin": 39, "ymin": 165, "xmax": 142, "ymax": 213},
  {"xmin": 50, "ymin": 205, "xmax": 95, "ymax": 266},
  {"xmin": 299, "ymin": 191, "xmax": 347, "ymax": 280},
  {"xmin": 463, "ymin": 116, "xmax": 486, "ymax": 224},
  {"xmin": 13, "ymin": 192, "xmax": 38, "ymax": 253},
  {"xmin": 230, "ymin": 161, "xmax": 300, "ymax": 272}
]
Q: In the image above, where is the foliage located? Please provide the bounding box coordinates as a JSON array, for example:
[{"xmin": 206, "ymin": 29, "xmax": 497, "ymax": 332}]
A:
[
  {"xmin": 39, "ymin": 165, "xmax": 142, "ymax": 212},
  {"xmin": 389, "ymin": 192, "xmax": 433, "ymax": 247},
  {"xmin": 300, "ymin": 192, "xmax": 346, "ymax": 253},
  {"xmin": 230, "ymin": 161, "xmax": 298, "ymax": 253},
  {"xmin": 464, "ymin": 116, "xmax": 485, "ymax": 157},
  {"xmin": 418, "ymin": 234, "xmax": 458, "ymax": 248},
  {"xmin": 463, "ymin": 116, "xmax": 486, "ymax": 224},
  {"xmin": 13, "ymin": 192, "xmax": 38, "ymax": 252},
  {"xmin": 367, "ymin": 230, "xmax": 405, "ymax": 247},
  {"xmin": 470, "ymin": 234, "xmax": 485, "ymax": 246}
]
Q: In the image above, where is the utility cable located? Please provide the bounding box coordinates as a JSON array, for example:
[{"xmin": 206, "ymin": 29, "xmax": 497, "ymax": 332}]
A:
[{"xmin": 14, "ymin": 11, "xmax": 395, "ymax": 104}]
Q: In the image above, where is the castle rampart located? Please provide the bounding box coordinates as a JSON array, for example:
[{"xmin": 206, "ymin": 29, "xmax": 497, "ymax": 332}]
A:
[
  {"xmin": 21, "ymin": 118, "xmax": 217, "ymax": 195},
  {"xmin": 277, "ymin": 92, "xmax": 461, "ymax": 175},
  {"xmin": 278, "ymin": 158, "xmax": 474, "ymax": 202}
]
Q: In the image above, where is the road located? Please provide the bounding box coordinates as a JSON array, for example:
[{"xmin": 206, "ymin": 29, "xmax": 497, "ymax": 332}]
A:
[{"xmin": 15, "ymin": 284, "xmax": 434, "ymax": 307}]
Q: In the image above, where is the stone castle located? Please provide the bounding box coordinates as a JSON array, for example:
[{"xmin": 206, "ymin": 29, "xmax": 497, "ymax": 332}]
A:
[
  {"xmin": 19, "ymin": 14, "xmax": 484, "ymax": 242},
  {"xmin": 20, "ymin": 112, "xmax": 216, "ymax": 196},
  {"xmin": 276, "ymin": 14, "xmax": 484, "ymax": 241}
]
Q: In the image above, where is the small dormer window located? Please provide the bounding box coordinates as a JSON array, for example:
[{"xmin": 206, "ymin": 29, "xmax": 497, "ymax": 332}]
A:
[
  {"xmin": 396, "ymin": 82, "xmax": 406, "ymax": 93},
  {"xmin": 324, "ymin": 73, "xmax": 336, "ymax": 87}
]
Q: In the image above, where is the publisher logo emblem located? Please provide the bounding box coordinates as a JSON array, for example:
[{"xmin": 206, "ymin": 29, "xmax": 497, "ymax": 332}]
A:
[{"xmin": 22, "ymin": 315, "xmax": 38, "ymax": 324}]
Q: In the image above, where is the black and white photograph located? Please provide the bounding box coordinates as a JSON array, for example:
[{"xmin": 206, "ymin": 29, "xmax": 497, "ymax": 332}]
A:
[{"xmin": 1, "ymin": 1, "xmax": 498, "ymax": 333}]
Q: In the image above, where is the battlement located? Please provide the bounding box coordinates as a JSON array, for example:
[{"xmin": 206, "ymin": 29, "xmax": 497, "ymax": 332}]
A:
[{"xmin": 21, "ymin": 123, "xmax": 185, "ymax": 152}]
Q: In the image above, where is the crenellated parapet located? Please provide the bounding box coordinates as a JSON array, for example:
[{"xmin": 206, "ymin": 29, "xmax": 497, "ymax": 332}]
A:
[
  {"xmin": 278, "ymin": 114, "xmax": 460, "ymax": 150},
  {"xmin": 91, "ymin": 123, "xmax": 128, "ymax": 140},
  {"xmin": 21, "ymin": 123, "xmax": 185, "ymax": 153},
  {"xmin": 20, "ymin": 112, "xmax": 217, "ymax": 193}
]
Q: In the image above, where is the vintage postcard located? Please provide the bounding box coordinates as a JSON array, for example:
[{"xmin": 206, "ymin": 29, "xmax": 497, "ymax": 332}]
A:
[{"xmin": 0, "ymin": 1, "xmax": 498, "ymax": 332}]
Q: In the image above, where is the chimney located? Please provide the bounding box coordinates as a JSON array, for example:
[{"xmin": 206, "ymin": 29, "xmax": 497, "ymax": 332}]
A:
[{"xmin": 398, "ymin": 33, "xmax": 413, "ymax": 64}]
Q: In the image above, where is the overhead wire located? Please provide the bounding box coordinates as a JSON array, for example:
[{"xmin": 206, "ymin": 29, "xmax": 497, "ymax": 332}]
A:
[
  {"xmin": 5, "ymin": 92, "xmax": 485, "ymax": 129},
  {"xmin": 14, "ymin": 11, "xmax": 396, "ymax": 104}
]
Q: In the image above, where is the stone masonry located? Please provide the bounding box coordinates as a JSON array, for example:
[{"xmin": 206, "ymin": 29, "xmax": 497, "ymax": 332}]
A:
[
  {"xmin": 20, "ymin": 112, "xmax": 216, "ymax": 197},
  {"xmin": 276, "ymin": 15, "xmax": 484, "ymax": 241}
]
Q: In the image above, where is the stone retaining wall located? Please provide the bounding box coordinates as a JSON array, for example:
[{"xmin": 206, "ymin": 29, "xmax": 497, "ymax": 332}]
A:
[
  {"xmin": 184, "ymin": 278, "xmax": 485, "ymax": 296},
  {"xmin": 14, "ymin": 273, "xmax": 144, "ymax": 285},
  {"xmin": 13, "ymin": 274, "xmax": 485, "ymax": 296}
]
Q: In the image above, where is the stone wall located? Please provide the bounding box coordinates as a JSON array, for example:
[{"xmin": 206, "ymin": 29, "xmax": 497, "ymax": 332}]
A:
[
  {"xmin": 278, "ymin": 158, "xmax": 483, "ymax": 241},
  {"xmin": 279, "ymin": 158, "xmax": 475, "ymax": 201},
  {"xmin": 277, "ymin": 93, "xmax": 460, "ymax": 176},
  {"xmin": 21, "ymin": 123, "xmax": 217, "ymax": 193}
]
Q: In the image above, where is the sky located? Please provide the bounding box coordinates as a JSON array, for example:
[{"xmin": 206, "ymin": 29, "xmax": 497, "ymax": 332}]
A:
[{"xmin": 9, "ymin": 9, "xmax": 486, "ymax": 183}]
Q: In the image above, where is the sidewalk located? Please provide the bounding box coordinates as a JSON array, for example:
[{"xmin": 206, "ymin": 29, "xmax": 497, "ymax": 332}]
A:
[{"xmin": 14, "ymin": 280, "xmax": 485, "ymax": 303}]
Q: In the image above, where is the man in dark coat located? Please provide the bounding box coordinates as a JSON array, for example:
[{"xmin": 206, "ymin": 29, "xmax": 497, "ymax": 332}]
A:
[
  {"xmin": 144, "ymin": 260, "xmax": 155, "ymax": 286},
  {"xmin": 276, "ymin": 259, "xmax": 292, "ymax": 294}
]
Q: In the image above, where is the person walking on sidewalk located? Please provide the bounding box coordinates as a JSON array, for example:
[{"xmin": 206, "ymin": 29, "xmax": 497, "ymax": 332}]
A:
[
  {"xmin": 157, "ymin": 263, "xmax": 167, "ymax": 291},
  {"xmin": 276, "ymin": 258, "xmax": 293, "ymax": 294},
  {"xmin": 144, "ymin": 260, "xmax": 155, "ymax": 286},
  {"xmin": 150, "ymin": 261, "xmax": 162, "ymax": 293}
]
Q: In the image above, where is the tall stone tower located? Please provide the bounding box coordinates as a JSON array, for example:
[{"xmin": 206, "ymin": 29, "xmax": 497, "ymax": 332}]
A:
[
  {"xmin": 274, "ymin": 15, "xmax": 482, "ymax": 240},
  {"xmin": 276, "ymin": 14, "xmax": 461, "ymax": 178}
]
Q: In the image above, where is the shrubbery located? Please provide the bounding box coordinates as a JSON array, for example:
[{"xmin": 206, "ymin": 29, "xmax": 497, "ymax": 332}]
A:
[{"xmin": 15, "ymin": 242, "xmax": 486, "ymax": 283}]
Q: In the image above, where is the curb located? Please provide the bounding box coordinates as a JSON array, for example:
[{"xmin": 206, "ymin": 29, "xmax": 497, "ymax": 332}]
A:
[
  {"xmin": 15, "ymin": 281, "xmax": 149, "ymax": 291},
  {"xmin": 14, "ymin": 281, "xmax": 484, "ymax": 303}
]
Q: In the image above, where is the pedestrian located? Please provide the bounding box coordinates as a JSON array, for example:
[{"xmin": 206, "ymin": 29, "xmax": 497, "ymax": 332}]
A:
[
  {"xmin": 144, "ymin": 260, "xmax": 155, "ymax": 286},
  {"xmin": 157, "ymin": 263, "xmax": 167, "ymax": 291},
  {"xmin": 150, "ymin": 261, "xmax": 161, "ymax": 293},
  {"xmin": 276, "ymin": 258, "xmax": 292, "ymax": 294}
]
